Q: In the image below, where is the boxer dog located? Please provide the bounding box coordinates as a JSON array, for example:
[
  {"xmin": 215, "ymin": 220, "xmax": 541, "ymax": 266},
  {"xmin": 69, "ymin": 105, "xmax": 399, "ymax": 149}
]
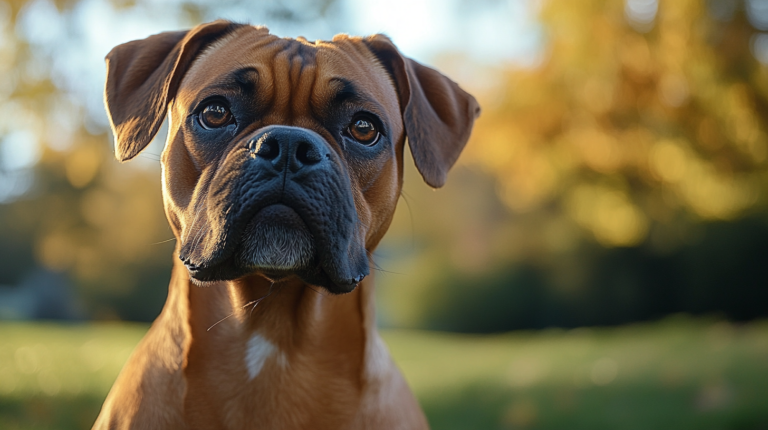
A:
[{"xmin": 93, "ymin": 20, "xmax": 479, "ymax": 430}]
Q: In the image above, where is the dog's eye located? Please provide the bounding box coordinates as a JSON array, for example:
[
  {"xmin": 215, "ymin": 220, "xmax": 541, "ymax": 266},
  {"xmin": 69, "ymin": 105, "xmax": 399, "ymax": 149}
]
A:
[
  {"xmin": 348, "ymin": 117, "xmax": 380, "ymax": 146},
  {"xmin": 199, "ymin": 103, "xmax": 233, "ymax": 129}
]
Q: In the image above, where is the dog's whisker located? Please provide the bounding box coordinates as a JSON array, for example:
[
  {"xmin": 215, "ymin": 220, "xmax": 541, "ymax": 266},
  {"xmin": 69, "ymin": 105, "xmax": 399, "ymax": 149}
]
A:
[
  {"xmin": 138, "ymin": 153, "xmax": 161, "ymax": 161},
  {"xmin": 207, "ymin": 311, "xmax": 238, "ymax": 331},
  {"xmin": 249, "ymin": 283, "xmax": 273, "ymax": 317},
  {"xmin": 182, "ymin": 204, "xmax": 206, "ymax": 244},
  {"xmin": 248, "ymin": 280, "xmax": 284, "ymax": 317},
  {"xmin": 399, "ymin": 190, "xmax": 417, "ymax": 251},
  {"xmin": 189, "ymin": 225, "xmax": 209, "ymax": 258},
  {"xmin": 306, "ymin": 284, "xmax": 327, "ymax": 297},
  {"xmin": 151, "ymin": 237, "xmax": 177, "ymax": 245},
  {"xmin": 189, "ymin": 219, "xmax": 207, "ymax": 250},
  {"xmin": 365, "ymin": 249, "xmax": 405, "ymax": 275},
  {"xmin": 207, "ymin": 282, "xmax": 280, "ymax": 331},
  {"xmin": 371, "ymin": 266, "xmax": 404, "ymax": 275}
]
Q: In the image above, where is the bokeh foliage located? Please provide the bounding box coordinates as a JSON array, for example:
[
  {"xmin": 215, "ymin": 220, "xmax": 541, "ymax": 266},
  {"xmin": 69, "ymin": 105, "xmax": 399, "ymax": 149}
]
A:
[
  {"xmin": 0, "ymin": 0, "xmax": 339, "ymax": 320},
  {"xmin": 376, "ymin": 0, "xmax": 768, "ymax": 331},
  {"xmin": 469, "ymin": 0, "xmax": 768, "ymax": 246}
]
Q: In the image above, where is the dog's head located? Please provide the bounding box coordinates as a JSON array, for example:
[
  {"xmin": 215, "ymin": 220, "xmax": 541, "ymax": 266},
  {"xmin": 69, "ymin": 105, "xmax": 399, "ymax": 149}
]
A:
[{"xmin": 103, "ymin": 21, "xmax": 479, "ymax": 294}]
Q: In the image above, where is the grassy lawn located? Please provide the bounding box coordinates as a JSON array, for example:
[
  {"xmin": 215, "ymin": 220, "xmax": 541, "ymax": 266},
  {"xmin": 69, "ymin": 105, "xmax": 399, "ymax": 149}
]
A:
[{"xmin": 1, "ymin": 317, "xmax": 767, "ymax": 429}]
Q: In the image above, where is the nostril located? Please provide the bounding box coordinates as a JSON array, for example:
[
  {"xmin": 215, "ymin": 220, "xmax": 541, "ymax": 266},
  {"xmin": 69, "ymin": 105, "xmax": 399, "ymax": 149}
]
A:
[
  {"xmin": 295, "ymin": 141, "xmax": 322, "ymax": 165},
  {"xmin": 248, "ymin": 136, "xmax": 280, "ymax": 160}
]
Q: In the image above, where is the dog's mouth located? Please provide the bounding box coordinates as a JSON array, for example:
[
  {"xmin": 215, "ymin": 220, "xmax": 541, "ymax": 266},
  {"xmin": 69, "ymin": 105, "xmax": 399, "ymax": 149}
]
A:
[
  {"xmin": 182, "ymin": 203, "xmax": 365, "ymax": 293},
  {"xmin": 184, "ymin": 204, "xmax": 315, "ymax": 282}
]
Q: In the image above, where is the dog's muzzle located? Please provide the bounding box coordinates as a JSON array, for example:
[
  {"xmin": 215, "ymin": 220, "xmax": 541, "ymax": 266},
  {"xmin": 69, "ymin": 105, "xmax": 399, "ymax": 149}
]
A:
[{"xmin": 179, "ymin": 125, "xmax": 369, "ymax": 293}]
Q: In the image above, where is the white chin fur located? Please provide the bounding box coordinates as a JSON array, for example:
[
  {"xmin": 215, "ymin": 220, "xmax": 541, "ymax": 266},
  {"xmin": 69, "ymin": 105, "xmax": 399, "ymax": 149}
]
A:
[{"xmin": 237, "ymin": 224, "xmax": 314, "ymax": 270}]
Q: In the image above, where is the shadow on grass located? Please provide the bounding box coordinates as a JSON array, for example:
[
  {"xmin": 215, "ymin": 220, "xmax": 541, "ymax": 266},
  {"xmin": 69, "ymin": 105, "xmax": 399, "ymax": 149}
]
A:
[{"xmin": 421, "ymin": 382, "xmax": 768, "ymax": 430}]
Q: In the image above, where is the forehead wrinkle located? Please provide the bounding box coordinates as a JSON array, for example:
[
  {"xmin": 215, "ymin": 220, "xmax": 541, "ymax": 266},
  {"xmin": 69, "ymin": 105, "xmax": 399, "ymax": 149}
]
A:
[
  {"xmin": 266, "ymin": 40, "xmax": 319, "ymax": 122},
  {"xmin": 232, "ymin": 66, "xmax": 259, "ymax": 94},
  {"xmin": 291, "ymin": 63, "xmax": 317, "ymax": 120},
  {"xmin": 204, "ymin": 67, "xmax": 258, "ymax": 93},
  {"xmin": 270, "ymin": 44, "xmax": 301, "ymax": 117},
  {"xmin": 327, "ymin": 78, "xmax": 363, "ymax": 105},
  {"xmin": 310, "ymin": 78, "xmax": 387, "ymax": 120},
  {"xmin": 177, "ymin": 68, "xmax": 258, "ymax": 112},
  {"xmin": 310, "ymin": 75, "xmax": 393, "ymax": 134}
]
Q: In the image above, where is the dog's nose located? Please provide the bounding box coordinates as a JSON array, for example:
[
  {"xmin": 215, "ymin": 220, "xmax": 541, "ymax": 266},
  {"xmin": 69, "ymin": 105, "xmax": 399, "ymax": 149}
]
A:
[{"xmin": 247, "ymin": 126, "xmax": 327, "ymax": 172}]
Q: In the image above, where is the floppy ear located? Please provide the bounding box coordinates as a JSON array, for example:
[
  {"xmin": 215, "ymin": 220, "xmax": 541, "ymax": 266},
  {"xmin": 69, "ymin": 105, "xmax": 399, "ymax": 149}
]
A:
[
  {"xmin": 104, "ymin": 20, "xmax": 244, "ymax": 162},
  {"xmin": 364, "ymin": 35, "xmax": 481, "ymax": 188}
]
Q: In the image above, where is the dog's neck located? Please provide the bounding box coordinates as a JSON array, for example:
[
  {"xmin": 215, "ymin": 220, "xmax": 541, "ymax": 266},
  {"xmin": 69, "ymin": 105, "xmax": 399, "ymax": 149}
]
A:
[{"xmin": 159, "ymin": 253, "xmax": 385, "ymax": 427}]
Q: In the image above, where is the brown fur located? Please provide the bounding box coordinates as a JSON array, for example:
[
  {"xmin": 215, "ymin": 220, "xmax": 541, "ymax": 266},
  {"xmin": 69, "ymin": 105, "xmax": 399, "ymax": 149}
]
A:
[{"xmin": 94, "ymin": 21, "xmax": 479, "ymax": 430}]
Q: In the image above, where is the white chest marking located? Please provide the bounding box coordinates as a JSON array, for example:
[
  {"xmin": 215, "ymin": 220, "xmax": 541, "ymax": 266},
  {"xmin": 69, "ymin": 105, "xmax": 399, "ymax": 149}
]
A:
[{"xmin": 245, "ymin": 333, "xmax": 276, "ymax": 379}]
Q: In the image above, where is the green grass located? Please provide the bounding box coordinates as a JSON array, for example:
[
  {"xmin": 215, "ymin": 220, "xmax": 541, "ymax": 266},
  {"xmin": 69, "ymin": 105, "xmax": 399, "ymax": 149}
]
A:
[{"xmin": 1, "ymin": 317, "xmax": 767, "ymax": 429}]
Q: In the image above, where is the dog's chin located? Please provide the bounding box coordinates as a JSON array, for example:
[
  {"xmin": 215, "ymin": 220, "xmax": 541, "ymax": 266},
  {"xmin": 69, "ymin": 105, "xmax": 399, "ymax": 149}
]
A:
[
  {"xmin": 234, "ymin": 204, "xmax": 315, "ymax": 272},
  {"xmin": 185, "ymin": 204, "xmax": 362, "ymax": 293},
  {"xmin": 185, "ymin": 204, "xmax": 316, "ymax": 285}
]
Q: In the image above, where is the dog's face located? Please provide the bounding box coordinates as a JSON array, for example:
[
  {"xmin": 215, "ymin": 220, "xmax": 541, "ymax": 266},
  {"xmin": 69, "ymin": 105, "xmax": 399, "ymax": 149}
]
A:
[
  {"xmin": 104, "ymin": 21, "xmax": 479, "ymax": 293},
  {"xmin": 165, "ymin": 27, "xmax": 404, "ymax": 292}
]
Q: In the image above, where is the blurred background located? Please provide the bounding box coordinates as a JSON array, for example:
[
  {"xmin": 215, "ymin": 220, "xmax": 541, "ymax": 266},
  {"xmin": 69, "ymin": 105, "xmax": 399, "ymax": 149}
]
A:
[{"xmin": 1, "ymin": 0, "xmax": 767, "ymax": 428}]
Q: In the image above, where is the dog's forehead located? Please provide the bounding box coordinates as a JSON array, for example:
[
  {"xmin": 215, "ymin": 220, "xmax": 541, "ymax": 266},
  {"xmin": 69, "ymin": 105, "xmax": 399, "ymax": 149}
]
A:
[{"xmin": 179, "ymin": 26, "xmax": 400, "ymax": 116}]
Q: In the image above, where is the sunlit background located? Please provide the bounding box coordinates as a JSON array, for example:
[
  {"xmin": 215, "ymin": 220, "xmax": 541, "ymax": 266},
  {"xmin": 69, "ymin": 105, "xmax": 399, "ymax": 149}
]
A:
[{"xmin": 1, "ymin": 0, "xmax": 768, "ymax": 428}]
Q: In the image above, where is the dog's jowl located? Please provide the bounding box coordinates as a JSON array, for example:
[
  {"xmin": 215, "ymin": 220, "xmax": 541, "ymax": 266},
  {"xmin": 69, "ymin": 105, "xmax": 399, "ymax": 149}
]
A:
[{"xmin": 95, "ymin": 20, "xmax": 479, "ymax": 430}]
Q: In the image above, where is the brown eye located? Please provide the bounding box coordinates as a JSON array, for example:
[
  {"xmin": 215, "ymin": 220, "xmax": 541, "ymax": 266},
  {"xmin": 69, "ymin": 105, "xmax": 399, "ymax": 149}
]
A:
[
  {"xmin": 199, "ymin": 103, "xmax": 233, "ymax": 129},
  {"xmin": 348, "ymin": 117, "xmax": 379, "ymax": 145}
]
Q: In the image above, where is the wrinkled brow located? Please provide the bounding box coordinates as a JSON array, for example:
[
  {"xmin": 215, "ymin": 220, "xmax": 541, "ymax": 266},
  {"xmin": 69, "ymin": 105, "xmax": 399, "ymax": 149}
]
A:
[
  {"xmin": 206, "ymin": 67, "xmax": 259, "ymax": 94},
  {"xmin": 328, "ymin": 77, "xmax": 363, "ymax": 105}
]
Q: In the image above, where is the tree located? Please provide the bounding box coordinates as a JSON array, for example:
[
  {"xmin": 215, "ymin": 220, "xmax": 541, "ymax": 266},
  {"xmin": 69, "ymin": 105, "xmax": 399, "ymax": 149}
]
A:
[
  {"xmin": 469, "ymin": 0, "xmax": 768, "ymax": 249},
  {"xmin": 0, "ymin": 0, "xmax": 338, "ymax": 320}
]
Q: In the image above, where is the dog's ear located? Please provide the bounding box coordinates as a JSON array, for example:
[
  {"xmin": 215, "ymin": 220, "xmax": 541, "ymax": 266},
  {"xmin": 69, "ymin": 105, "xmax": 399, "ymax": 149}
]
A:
[
  {"xmin": 364, "ymin": 35, "xmax": 481, "ymax": 188},
  {"xmin": 104, "ymin": 20, "xmax": 244, "ymax": 162}
]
